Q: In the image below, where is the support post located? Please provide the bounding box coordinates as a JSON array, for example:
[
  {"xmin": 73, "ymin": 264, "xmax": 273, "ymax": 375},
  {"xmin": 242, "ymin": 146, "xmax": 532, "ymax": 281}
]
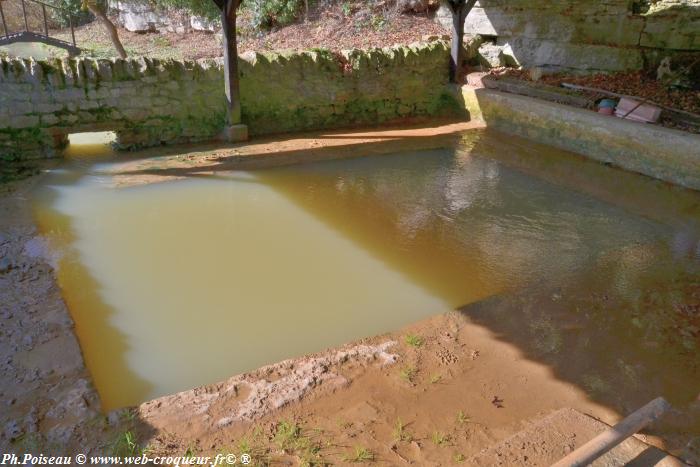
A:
[
  {"xmin": 21, "ymin": 0, "xmax": 29, "ymax": 32},
  {"xmin": 69, "ymin": 14, "xmax": 75, "ymax": 47},
  {"xmin": 42, "ymin": 4, "xmax": 48, "ymax": 36},
  {"xmin": 448, "ymin": 0, "xmax": 476, "ymax": 83},
  {"xmin": 219, "ymin": 0, "xmax": 248, "ymax": 142},
  {"xmin": 0, "ymin": 1, "xmax": 9, "ymax": 39}
]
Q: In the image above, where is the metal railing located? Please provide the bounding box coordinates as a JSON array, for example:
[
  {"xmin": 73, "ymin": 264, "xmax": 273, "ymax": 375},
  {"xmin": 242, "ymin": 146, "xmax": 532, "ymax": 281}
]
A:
[{"xmin": 0, "ymin": 0, "xmax": 79, "ymax": 54}]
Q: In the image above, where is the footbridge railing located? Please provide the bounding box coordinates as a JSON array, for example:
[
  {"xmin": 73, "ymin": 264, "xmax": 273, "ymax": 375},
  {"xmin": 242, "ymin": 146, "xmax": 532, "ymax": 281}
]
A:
[{"xmin": 0, "ymin": 0, "xmax": 80, "ymax": 55}]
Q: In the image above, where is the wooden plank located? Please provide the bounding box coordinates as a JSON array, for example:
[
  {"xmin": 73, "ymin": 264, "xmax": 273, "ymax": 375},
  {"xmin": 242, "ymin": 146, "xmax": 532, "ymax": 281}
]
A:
[{"xmin": 551, "ymin": 397, "xmax": 672, "ymax": 467}]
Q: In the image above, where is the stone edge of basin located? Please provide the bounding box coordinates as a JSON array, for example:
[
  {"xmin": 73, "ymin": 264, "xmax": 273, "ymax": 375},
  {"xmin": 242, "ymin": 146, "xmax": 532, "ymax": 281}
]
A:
[{"xmin": 459, "ymin": 85, "xmax": 700, "ymax": 192}]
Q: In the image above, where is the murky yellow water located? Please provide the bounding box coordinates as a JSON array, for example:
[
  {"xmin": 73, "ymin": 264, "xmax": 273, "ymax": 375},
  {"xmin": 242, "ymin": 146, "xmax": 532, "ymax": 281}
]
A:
[{"xmin": 33, "ymin": 130, "xmax": 700, "ymax": 412}]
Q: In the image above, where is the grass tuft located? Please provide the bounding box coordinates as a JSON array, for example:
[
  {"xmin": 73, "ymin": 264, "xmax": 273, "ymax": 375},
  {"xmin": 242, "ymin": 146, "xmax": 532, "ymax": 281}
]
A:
[
  {"xmin": 392, "ymin": 418, "xmax": 412, "ymax": 442},
  {"xmin": 404, "ymin": 334, "xmax": 424, "ymax": 348},
  {"xmin": 399, "ymin": 366, "xmax": 417, "ymax": 383},
  {"xmin": 274, "ymin": 420, "xmax": 301, "ymax": 451},
  {"xmin": 344, "ymin": 446, "xmax": 373, "ymax": 463},
  {"xmin": 456, "ymin": 410, "xmax": 471, "ymax": 425},
  {"xmin": 431, "ymin": 431, "xmax": 450, "ymax": 446}
]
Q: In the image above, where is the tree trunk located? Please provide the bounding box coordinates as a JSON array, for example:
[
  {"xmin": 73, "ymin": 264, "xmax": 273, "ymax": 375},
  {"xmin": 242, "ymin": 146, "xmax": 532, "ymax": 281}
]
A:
[{"xmin": 86, "ymin": 3, "xmax": 127, "ymax": 59}]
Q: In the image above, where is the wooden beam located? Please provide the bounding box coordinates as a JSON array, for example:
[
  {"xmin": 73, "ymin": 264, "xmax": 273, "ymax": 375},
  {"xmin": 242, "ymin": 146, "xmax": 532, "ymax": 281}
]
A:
[
  {"xmin": 551, "ymin": 397, "xmax": 671, "ymax": 467},
  {"xmin": 448, "ymin": 0, "xmax": 476, "ymax": 83}
]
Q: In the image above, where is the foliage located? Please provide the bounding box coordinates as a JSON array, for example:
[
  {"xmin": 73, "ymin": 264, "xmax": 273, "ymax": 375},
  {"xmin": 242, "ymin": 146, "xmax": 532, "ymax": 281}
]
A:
[
  {"xmin": 456, "ymin": 410, "xmax": 470, "ymax": 425},
  {"xmin": 274, "ymin": 420, "xmax": 301, "ymax": 451},
  {"xmin": 392, "ymin": 418, "xmax": 413, "ymax": 443},
  {"xmin": 343, "ymin": 446, "xmax": 373, "ymax": 463},
  {"xmin": 247, "ymin": 0, "xmax": 304, "ymax": 30},
  {"xmin": 404, "ymin": 333, "xmax": 423, "ymax": 347},
  {"xmin": 431, "ymin": 431, "xmax": 450, "ymax": 446},
  {"xmin": 154, "ymin": 0, "xmax": 220, "ymax": 21},
  {"xmin": 110, "ymin": 431, "xmax": 140, "ymax": 457},
  {"xmin": 50, "ymin": 0, "xmax": 100, "ymax": 28},
  {"xmin": 399, "ymin": 365, "xmax": 417, "ymax": 383}
]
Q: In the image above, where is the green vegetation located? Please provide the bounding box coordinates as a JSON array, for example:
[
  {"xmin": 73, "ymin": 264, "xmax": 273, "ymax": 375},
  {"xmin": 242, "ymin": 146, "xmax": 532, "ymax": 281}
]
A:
[
  {"xmin": 456, "ymin": 410, "xmax": 470, "ymax": 425},
  {"xmin": 429, "ymin": 373, "xmax": 442, "ymax": 384},
  {"xmin": 392, "ymin": 418, "xmax": 413, "ymax": 442},
  {"xmin": 50, "ymin": 0, "xmax": 100, "ymax": 27},
  {"xmin": 399, "ymin": 366, "xmax": 417, "ymax": 383},
  {"xmin": 431, "ymin": 431, "xmax": 450, "ymax": 446},
  {"xmin": 274, "ymin": 420, "xmax": 302, "ymax": 451},
  {"xmin": 248, "ymin": 0, "xmax": 304, "ymax": 30},
  {"xmin": 404, "ymin": 333, "xmax": 423, "ymax": 347},
  {"xmin": 110, "ymin": 430, "xmax": 140, "ymax": 457},
  {"xmin": 272, "ymin": 420, "xmax": 326, "ymax": 464},
  {"xmin": 344, "ymin": 446, "xmax": 373, "ymax": 463},
  {"xmin": 454, "ymin": 453, "xmax": 466, "ymax": 462},
  {"xmin": 154, "ymin": 0, "xmax": 219, "ymax": 21}
]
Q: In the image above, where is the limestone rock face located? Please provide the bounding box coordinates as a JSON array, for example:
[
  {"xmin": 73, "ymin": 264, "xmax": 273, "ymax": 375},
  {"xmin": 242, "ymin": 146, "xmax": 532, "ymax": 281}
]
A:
[
  {"xmin": 437, "ymin": 0, "xmax": 700, "ymax": 74},
  {"xmin": 113, "ymin": 0, "xmax": 168, "ymax": 32},
  {"xmin": 111, "ymin": 0, "xmax": 220, "ymax": 33}
]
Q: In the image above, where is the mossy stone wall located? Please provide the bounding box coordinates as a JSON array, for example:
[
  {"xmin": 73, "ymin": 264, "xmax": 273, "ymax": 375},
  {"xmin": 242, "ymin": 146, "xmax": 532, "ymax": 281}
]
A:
[{"xmin": 0, "ymin": 41, "xmax": 457, "ymax": 163}]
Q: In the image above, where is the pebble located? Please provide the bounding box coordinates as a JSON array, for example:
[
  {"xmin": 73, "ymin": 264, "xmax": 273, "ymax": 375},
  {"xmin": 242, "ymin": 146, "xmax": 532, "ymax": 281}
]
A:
[
  {"xmin": 0, "ymin": 257, "xmax": 12, "ymax": 274},
  {"xmin": 106, "ymin": 410, "xmax": 122, "ymax": 427},
  {"xmin": 4, "ymin": 420, "xmax": 22, "ymax": 440},
  {"xmin": 22, "ymin": 334, "xmax": 33, "ymax": 349}
]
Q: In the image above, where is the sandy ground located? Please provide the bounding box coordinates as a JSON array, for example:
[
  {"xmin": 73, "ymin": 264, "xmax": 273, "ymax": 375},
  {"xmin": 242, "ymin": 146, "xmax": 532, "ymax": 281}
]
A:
[
  {"xmin": 0, "ymin": 173, "xmax": 109, "ymax": 455},
  {"xmin": 1, "ymin": 121, "xmax": 698, "ymax": 465}
]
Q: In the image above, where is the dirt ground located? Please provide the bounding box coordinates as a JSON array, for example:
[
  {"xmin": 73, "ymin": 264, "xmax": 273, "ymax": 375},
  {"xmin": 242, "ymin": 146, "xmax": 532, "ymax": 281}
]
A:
[{"xmin": 1, "ymin": 122, "xmax": 699, "ymax": 465}]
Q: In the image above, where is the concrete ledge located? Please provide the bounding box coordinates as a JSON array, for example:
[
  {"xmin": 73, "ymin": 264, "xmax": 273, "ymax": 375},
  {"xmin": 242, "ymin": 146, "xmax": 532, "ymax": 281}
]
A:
[{"xmin": 461, "ymin": 86, "xmax": 700, "ymax": 191}]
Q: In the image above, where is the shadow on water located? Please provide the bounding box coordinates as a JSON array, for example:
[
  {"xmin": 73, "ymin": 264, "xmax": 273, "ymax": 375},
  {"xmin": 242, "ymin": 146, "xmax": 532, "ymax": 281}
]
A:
[
  {"xmin": 34, "ymin": 125, "xmax": 700, "ymax": 453},
  {"xmin": 254, "ymin": 130, "xmax": 700, "ymax": 411},
  {"xmin": 234, "ymin": 129, "xmax": 700, "ymax": 447}
]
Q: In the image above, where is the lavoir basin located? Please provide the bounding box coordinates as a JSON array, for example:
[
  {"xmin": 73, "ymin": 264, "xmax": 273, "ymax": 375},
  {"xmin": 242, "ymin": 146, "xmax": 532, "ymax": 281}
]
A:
[{"xmin": 33, "ymin": 128, "xmax": 700, "ymax": 415}]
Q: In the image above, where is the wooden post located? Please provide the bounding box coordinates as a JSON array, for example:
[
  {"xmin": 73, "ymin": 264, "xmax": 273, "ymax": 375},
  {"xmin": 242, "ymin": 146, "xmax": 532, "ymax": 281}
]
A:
[
  {"xmin": 0, "ymin": 0, "xmax": 9, "ymax": 39},
  {"xmin": 21, "ymin": 0, "xmax": 29, "ymax": 32},
  {"xmin": 215, "ymin": 0, "xmax": 248, "ymax": 141},
  {"xmin": 448, "ymin": 0, "xmax": 476, "ymax": 83},
  {"xmin": 222, "ymin": 0, "xmax": 241, "ymax": 125}
]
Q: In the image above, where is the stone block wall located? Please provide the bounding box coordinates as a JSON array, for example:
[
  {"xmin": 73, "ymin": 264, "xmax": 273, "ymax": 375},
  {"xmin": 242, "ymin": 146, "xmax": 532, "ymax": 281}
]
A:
[
  {"xmin": 0, "ymin": 41, "xmax": 458, "ymax": 160},
  {"xmin": 437, "ymin": 0, "xmax": 700, "ymax": 73}
]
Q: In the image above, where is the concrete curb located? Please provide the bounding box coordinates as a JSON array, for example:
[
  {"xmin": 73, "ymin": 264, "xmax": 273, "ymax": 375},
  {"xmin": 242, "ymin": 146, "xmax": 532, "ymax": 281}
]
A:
[{"xmin": 460, "ymin": 86, "xmax": 700, "ymax": 191}]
